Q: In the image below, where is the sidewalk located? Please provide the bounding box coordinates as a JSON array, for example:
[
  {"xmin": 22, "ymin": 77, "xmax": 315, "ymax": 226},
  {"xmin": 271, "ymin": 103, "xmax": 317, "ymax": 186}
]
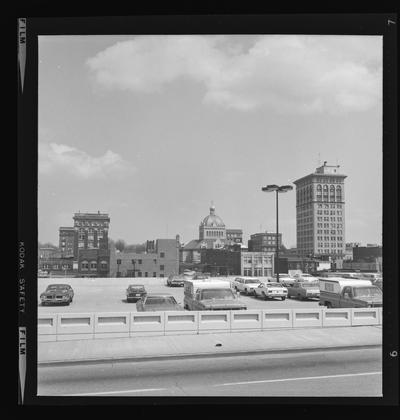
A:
[{"xmin": 38, "ymin": 325, "xmax": 382, "ymax": 365}]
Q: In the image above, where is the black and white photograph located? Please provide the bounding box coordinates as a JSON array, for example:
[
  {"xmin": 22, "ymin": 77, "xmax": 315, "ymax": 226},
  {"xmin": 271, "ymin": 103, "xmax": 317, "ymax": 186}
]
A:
[{"xmin": 17, "ymin": 14, "xmax": 398, "ymax": 405}]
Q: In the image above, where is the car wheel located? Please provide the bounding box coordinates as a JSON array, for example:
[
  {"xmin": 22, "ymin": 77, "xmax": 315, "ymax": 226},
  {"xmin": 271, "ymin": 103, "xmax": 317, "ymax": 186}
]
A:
[
  {"xmin": 298, "ymin": 294, "xmax": 303, "ymax": 301},
  {"xmin": 245, "ymin": 288, "xmax": 248, "ymax": 295},
  {"xmin": 325, "ymin": 302, "xmax": 332, "ymax": 308},
  {"xmin": 281, "ymin": 297, "xmax": 286, "ymax": 301},
  {"xmin": 263, "ymin": 292, "xmax": 268, "ymax": 301}
]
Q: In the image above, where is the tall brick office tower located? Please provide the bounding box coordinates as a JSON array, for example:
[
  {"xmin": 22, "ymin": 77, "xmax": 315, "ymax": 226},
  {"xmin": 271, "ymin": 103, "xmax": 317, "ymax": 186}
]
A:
[{"xmin": 294, "ymin": 162, "xmax": 346, "ymax": 260}]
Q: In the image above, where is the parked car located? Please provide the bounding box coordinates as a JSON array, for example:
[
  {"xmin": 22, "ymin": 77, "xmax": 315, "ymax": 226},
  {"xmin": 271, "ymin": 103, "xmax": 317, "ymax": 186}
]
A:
[
  {"xmin": 167, "ymin": 275, "xmax": 185, "ymax": 287},
  {"xmin": 126, "ymin": 284, "xmax": 147, "ymax": 302},
  {"xmin": 254, "ymin": 282, "xmax": 288, "ymax": 300},
  {"xmin": 232, "ymin": 277, "xmax": 263, "ymax": 295},
  {"xmin": 136, "ymin": 294, "xmax": 183, "ymax": 312},
  {"xmin": 40, "ymin": 284, "xmax": 74, "ymax": 306},
  {"xmin": 287, "ymin": 281, "xmax": 320, "ymax": 300},
  {"xmin": 273, "ymin": 274, "xmax": 294, "ymax": 285},
  {"xmin": 293, "ymin": 273, "xmax": 317, "ymax": 282},
  {"xmin": 192, "ymin": 274, "xmax": 209, "ymax": 280},
  {"xmin": 184, "ymin": 279, "xmax": 246, "ymax": 311},
  {"xmin": 182, "ymin": 270, "xmax": 196, "ymax": 279}
]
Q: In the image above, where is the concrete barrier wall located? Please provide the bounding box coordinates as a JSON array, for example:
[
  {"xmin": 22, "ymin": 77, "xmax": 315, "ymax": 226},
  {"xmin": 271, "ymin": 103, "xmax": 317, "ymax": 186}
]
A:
[
  {"xmin": 293, "ymin": 309, "xmax": 323, "ymax": 328},
  {"xmin": 262, "ymin": 309, "xmax": 293, "ymax": 329},
  {"xmin": 198, "ymin": 311, "xmax": 231, "ymax": 334},
  {"xmin": 322, "ymin": 308, "xmax": 352, "ymax": 327},
  {"xmin": 57, "ymin": 312, "xmax": 94, "ymax": 341},
  {"xmin": 94, "ymin": 312, "xmax": 130, "ymax": 339},
  {"xmin": 165, "ymin": 312, "xmax": 198, "ymax": 335},
  {"xmin": 130, "ymin": 312, "xmax": 165, "ymax": 337},
  {"xmin": 38, "ymin": 307, "xmax": 382, "ymax": 341},
  {"xmin": 230, "ymin": 310, "xmax": 262, "ymax": 332},
  {"xmin": 351, "ymin": 308, "xmax": 380, "ymax": 326},
  {"xmin": 38, "ymin": 313, "xmax": 58, "ymax": 342}
]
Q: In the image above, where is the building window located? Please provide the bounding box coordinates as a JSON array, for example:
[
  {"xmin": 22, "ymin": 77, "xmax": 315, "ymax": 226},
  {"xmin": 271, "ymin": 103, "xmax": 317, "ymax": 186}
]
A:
[
  {"xmin": 81, "ymin": 261, "xmax": 89, "ymax": 270},
  {"xmin": 160, "ymin": 274, "xmax": 164, "ymax": 278},
  {"xmin": 244, "ymin": 269, "xmax": 252, "ymax": 276},
  {"xmin": 153, "ymin": 272, "xmax": 157, "ymax": 277},
  {"xmin": 138, "ymin": 259, "xmax": 142, "ymax": 264},
  {"xmin": 100, "ymin": 260, "xmax": 108, "ymax": 270},
  {"xmin": 90, "ymin": 261, "xmax": 97, "ymax": 270},
  {"xmin": 78, "ymin": 241, "xmax": 84, "ymax": 248},
  {"xmin": 145, "ymin": 272, "xmax": 148, "ymax": 277},
  {"xmin": 160, "ymin": 265, "xmax": 165, "ymax": 271},
  {"xmin": 160, "ymin": 252, "xmax": 165, "ymax": 258},
  {"xmin": 137, "ymin": 271, "xmax": 142, "ymax": 277}
]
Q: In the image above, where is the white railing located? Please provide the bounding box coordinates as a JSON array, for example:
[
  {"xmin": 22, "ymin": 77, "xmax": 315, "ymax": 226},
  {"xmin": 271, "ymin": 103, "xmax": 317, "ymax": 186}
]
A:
[{"xmin": 38, "ymin": 307, "xmax": 382, "ymax": 342}]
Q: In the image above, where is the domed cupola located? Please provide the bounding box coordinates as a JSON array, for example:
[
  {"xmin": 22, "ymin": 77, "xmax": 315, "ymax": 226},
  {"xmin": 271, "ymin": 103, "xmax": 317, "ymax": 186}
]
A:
[
  {"xmin": 200, "ymin": 205, "xmax": 225, "ymax": 228},
  {"xmin": 199, "ymin": 203, "xmax": 226, "ymax": 240}
]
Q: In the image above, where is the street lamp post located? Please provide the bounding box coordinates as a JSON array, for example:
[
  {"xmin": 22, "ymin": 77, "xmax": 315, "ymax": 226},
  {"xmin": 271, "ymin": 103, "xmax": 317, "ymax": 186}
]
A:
[{"xmin": 261, "ymin": 184, "xmax": 293, "ymax": 283}]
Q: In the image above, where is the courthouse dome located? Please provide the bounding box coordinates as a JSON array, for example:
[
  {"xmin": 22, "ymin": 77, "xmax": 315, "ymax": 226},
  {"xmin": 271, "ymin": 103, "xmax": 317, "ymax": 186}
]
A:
[{"xmin": 200, "ymin": 205, "xmax": 225, "ymax": 228}]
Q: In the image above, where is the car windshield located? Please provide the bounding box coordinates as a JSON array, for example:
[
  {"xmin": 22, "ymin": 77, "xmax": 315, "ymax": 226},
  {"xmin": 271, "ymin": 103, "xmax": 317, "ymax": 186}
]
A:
[
  {"xmin": 145, "ymin": 297, "xmax": 177, "ymax": 305},
  {"xmin": 267, "ymin": 283, "xmax": 283, "ymax": 287},
  {"xmin": 245, "ymin": 279, "xmax": 260, "ymax": 284},
  {"xmin": 195, "ymin": 275, "xmax": 208, "ymax": 279},
  {"xmin": 200, "ymin": 289, "xmax": 235, "ymax": 300},
  {"xmin": 47, "ymin": 285, "xmax": 69, "ymax": 290},
  {"xmin": 353, "ymin": 287, "xmax": 382, "ymax": 298}
]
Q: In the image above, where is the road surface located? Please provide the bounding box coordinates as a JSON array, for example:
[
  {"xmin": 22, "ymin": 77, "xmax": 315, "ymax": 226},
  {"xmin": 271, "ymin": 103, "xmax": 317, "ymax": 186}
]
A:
[{"xmin": 38, "ymin": 346, "xmax": 382, "ymax": 397}]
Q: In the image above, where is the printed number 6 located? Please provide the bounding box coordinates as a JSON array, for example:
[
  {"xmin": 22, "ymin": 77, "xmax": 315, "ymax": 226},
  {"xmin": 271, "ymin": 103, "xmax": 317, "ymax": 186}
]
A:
[{"xmin": 389, "ymin": 351, "xmax": 397, "ymax": 357}]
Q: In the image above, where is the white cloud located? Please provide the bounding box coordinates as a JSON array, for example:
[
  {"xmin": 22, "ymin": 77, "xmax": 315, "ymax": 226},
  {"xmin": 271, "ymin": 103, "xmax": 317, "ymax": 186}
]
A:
[
  {"xmin": 86, "ymin": 35, "xmax": 382, "ymax": 114},
  {"xmin": 39, "ymin": 142, "xmax": 135, "ymax": 179}
]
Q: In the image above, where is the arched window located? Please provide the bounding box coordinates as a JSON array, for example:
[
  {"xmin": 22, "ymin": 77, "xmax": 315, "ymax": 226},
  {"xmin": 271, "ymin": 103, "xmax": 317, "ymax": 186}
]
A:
[
  {"xmin": 336, "ymin": 185, "xmax": 342, "ymax": 201},
  {"xmin": 100, "ymin": 260, "xmax": 108, "ymax": 270},
  {"xmin": 330, "ymin": 185, "xmax": 335, "ymax": 201},
  {"xmin": 316, "ymin": 184, "xmax": 322, "ymax": 201},
  {"xmin": 323, "ymin": 185, "xmax": 328, "ymax": 201},
  {"xmin": 90, "ymin": 261, "xmax": 97, "ymax": 270},
  {"xmin": 81, "ymin": 260, "xmax": 89, "ymax": 270}
]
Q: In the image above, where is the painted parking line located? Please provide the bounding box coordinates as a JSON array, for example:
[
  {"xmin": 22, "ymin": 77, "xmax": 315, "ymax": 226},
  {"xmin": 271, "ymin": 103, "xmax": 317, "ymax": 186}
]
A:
[
  {"xmin": 214, "ymin": 371, "xmax": 382, "ymax": 387},
  {"xmin": 62, "ymin": 387, "xmax": 167, "ymax": 396}
]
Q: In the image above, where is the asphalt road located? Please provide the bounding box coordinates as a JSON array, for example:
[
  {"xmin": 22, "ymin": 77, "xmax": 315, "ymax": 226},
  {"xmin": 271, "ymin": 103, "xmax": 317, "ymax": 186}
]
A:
[
  {"xmin": 38, "ymin": 279, "xmax": 320, "ymax": 313},
  {"xmin": 38, "ymin": 346, "xmax": 382, "ymax": 397}
]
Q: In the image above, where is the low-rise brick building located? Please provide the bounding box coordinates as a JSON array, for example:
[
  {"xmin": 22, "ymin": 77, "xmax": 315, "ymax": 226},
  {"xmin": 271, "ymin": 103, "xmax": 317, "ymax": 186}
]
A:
[{"xmin": 109, "ymin": 238, "xmax": 180, "ymax": 278}]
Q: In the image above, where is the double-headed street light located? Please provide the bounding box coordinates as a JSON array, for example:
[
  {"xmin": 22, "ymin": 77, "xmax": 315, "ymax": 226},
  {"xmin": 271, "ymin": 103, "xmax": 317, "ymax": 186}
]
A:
[{"xmin": 261, "ymin": 184, "xmax": 293, "ymax": 283}]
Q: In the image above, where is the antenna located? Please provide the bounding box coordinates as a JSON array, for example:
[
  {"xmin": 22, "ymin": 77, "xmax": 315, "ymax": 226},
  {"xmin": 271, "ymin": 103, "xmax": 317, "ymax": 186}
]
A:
[{"xmin": 318, "ymin": 153, "xmax": 321, "ymax": 166}]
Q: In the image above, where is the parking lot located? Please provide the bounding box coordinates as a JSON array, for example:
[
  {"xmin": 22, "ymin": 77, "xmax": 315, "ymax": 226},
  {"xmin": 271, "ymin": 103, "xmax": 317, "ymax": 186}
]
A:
[{"xmin": 38, "ymin": 277, "xmax": 321, "ymax": 314}]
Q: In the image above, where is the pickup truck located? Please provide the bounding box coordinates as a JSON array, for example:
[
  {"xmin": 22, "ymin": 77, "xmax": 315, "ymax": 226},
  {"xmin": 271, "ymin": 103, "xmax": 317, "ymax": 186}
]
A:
[
  {"xmin": 318, "ymin": 277, "xmax": 382, "ymax": 308},
  {"xmin": 184, "ymin": 279, "xmax": 247, "ymax": 311},
  {"xmin": 287, "ymin": 281, "xmax": 320, "ymax": 300}
]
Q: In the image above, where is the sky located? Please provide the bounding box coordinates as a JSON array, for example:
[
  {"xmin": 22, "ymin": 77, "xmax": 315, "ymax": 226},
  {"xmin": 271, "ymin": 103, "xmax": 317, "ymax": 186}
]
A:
[{"xmin": 38, "ymin": 35, "xmax": 382, "ymax": 248}]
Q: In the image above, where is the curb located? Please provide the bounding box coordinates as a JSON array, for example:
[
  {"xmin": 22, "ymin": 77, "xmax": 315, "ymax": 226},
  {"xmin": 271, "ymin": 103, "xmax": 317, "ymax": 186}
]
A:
[{"xmin": 38, "ymin": 342, "xmax": 382, "ymax": 367}]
